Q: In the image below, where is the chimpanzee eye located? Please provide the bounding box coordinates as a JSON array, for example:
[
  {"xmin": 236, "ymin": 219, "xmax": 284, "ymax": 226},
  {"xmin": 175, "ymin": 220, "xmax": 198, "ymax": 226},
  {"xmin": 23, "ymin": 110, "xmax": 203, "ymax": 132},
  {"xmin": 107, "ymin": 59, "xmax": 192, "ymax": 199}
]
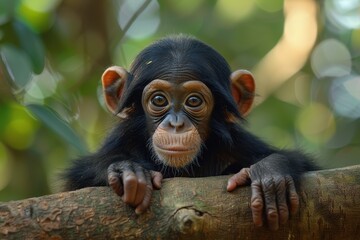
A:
[
  {"xmin": 151, "ymin": 94, "xmax": 168, "ymax": 107},
  {"xmin": 186, "ymin": 95, "xmax": 203, "ymax": 108}
]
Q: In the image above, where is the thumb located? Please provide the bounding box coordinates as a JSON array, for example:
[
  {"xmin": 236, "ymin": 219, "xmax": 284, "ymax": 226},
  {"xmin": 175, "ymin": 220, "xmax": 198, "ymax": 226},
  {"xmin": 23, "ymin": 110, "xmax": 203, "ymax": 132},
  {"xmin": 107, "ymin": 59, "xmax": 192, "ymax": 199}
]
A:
[
  {"xmin": 227, "ymin": 168, "xmax": 251, "ymax": 192},
  {"xmin": 150, "ymin": 170, "xmax": 163, "ymax": 189}
]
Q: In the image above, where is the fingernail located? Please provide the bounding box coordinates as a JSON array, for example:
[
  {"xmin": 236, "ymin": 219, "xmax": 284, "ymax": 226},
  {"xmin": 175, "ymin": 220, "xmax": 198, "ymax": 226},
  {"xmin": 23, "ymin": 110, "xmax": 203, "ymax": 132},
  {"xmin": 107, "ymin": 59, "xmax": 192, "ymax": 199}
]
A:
[
  {"xmin": 227, "ymin": 181, "xmax": 233, "ymax": 189},
  {"xmin": 135, "ymin": 207, "xmax": 143, "ymax": 215}
]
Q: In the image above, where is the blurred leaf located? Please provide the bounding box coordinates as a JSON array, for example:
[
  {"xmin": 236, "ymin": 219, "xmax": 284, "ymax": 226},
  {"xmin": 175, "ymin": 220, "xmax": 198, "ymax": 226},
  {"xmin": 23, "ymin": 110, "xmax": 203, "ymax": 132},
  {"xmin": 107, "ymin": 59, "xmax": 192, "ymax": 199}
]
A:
[
  {"xmin": 13, "ymin": 21, "xmax": 45, "ymax": 73},
  {"xmin": 26, "ymin": 104, "xmax": 88, "ymax": 154},
  {"xmin": 0, "ymin": 45, "xmax": 32, "ymax": 89},
  {"xmin": 0, "ymin": 0, "xmax": 16, "ymax": 25},
  {"xmin": 0, "ymin": 2, "xmax": 9, "ymax": 25}
]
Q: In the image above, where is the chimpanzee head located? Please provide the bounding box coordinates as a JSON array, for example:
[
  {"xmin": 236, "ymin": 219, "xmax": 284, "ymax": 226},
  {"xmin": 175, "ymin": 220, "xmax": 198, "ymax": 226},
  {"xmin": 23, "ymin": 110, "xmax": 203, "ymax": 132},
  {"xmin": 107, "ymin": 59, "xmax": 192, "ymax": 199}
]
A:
[{"xmin": 101, "ymin": 35, "xmax": 255, "ymax": 168}]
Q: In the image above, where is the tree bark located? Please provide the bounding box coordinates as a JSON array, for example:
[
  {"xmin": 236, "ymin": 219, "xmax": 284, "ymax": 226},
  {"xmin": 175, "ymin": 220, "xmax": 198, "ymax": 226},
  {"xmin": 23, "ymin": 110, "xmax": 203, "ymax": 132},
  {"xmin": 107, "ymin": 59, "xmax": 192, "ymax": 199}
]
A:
[{"xmin": 1, "ymin": 165, "xmax": 360, "ymax": 240}]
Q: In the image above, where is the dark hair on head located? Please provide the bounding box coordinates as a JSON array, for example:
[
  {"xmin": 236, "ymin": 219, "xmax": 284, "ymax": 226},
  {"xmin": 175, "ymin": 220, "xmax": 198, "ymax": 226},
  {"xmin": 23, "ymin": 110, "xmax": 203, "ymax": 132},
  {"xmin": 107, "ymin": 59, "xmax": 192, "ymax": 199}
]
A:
[{"xmin": 118, "ymin": 34, "xmax": 240, "ymax": 119}]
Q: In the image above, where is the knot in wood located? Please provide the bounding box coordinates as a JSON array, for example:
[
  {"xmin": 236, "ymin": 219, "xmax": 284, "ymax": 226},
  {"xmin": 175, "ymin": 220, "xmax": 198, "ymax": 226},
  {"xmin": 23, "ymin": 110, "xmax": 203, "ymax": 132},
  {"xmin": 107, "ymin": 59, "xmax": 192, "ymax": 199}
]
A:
[{"xmin": 174, "ymin": 208, "xmax": 205, "ymax": 234}]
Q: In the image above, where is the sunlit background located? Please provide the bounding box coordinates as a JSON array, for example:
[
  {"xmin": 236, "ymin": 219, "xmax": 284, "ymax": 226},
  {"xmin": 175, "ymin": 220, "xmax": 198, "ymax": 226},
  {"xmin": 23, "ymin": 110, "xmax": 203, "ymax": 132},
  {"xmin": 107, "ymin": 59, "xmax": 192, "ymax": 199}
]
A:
[{"xmin": 0, "ymin": 0, "xmax": 360, "ymax": 201}]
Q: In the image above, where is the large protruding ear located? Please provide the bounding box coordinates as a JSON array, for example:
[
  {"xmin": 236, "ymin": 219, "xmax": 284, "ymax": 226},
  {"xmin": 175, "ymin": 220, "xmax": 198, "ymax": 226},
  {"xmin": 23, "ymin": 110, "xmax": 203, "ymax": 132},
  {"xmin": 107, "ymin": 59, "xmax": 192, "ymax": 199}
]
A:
[
  {"xmin": 102, "ymin": 66, "xmax": 128, "ymax": 114},
  {"xmin": 230, "ymin": 70, "xmax": 255, "ymax": 116}
]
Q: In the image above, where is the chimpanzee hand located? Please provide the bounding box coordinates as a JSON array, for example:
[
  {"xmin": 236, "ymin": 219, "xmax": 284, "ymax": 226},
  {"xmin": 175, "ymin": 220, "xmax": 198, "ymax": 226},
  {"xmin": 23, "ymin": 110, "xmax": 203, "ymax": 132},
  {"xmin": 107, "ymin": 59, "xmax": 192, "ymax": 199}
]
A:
[
  {"xmin": 226, "ymin": 154, "xmax": 299, "ymax": 231},
  {"xmin": 107, "ymin": 161, "xmax": 163, "ymax": 214}
]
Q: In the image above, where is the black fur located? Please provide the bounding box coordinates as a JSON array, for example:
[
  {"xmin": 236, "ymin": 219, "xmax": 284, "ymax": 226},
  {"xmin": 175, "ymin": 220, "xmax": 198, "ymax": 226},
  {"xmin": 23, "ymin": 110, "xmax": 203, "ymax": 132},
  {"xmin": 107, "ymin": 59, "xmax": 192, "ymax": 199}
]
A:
[{"xmin": 63, "ymin": 35, "xmax": 317, "ymax": 190}]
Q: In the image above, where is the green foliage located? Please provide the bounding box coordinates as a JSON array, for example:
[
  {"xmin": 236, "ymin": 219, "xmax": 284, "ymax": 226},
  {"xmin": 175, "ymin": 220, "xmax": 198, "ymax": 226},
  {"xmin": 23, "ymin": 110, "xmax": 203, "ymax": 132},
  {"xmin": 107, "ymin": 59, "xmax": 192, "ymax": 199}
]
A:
[
  {"xmin": 26, "ymin": 104, "xmax": 87, "ymax": 154},
  {"xmin": 1, "ymin": 44, "xmax": 32, "ymax": 88},
  {"xmin": 13, "ymin": 21, "xmax": 45, "ymax": 74}
]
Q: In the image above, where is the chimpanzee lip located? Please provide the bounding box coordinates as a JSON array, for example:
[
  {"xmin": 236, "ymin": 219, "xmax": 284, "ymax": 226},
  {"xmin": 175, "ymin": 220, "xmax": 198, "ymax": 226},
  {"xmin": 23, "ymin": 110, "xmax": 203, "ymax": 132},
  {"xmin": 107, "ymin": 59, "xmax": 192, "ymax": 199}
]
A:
[{"xmin": 154, "ymin": 144, "xmax": 197, "ymax": 154}]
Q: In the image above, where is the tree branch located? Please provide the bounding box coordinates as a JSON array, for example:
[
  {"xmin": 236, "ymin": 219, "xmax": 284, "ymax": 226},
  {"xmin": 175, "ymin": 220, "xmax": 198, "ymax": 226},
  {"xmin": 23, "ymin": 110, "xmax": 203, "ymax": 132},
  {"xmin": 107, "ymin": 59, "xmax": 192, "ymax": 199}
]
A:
[{"xmin": 1, "ymin": 166, "xmax": 360, "ymax": 239}]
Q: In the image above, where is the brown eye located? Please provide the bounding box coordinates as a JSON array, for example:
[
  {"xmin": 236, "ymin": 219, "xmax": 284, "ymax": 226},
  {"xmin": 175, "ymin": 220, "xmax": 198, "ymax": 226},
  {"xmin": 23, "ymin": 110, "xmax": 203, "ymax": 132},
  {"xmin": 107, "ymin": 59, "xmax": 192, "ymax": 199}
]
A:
[
  {"xmin": 186, "ymin": 95, "xmax": 203, "ymax": 108},
  {"xmin": 151, "ymin": 94, "xmax": 168, "ymax": 107}
]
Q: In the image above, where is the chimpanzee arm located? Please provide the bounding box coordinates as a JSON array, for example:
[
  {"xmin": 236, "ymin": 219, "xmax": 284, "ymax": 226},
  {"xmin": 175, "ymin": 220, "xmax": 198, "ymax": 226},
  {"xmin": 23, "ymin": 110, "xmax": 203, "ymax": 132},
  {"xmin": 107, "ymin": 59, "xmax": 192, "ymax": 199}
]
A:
[{"xmin": 62, "ymin": 155, "xmax": 104, "ymax": 190}]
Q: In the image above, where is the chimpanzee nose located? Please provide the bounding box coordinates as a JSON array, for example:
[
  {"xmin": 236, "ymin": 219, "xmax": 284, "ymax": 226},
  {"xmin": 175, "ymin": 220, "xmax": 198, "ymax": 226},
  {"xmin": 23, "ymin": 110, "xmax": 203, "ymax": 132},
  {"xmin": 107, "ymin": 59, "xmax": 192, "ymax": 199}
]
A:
[{"xmin": 168, "ymin": 114, "xmax": 185, "ymax": 131}]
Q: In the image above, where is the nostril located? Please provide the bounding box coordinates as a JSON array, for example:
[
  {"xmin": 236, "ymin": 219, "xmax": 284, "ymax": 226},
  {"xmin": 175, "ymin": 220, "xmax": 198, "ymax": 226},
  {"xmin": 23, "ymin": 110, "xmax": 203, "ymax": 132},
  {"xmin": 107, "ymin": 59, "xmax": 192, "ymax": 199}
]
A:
[{"xmin": 175, "ymin": 121, "xmax": 185, "ymax": 130}]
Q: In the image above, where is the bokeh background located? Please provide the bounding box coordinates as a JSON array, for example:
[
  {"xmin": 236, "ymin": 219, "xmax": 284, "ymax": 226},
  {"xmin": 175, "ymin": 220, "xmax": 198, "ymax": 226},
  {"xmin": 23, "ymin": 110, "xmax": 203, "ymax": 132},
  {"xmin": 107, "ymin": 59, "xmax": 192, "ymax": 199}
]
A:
[{"xmin": 0, "ymin": 0, "xmax": 359, "ymax": 201}]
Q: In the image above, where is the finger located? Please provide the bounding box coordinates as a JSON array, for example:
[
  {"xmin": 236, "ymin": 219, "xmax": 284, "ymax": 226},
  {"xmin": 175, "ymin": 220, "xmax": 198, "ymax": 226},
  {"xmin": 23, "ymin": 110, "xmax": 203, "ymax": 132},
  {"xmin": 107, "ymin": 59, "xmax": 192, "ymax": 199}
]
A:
[
  {"xmin": 133, "ymin": 167, "xmax": 147, "ymax": 206},
  {"xmin": 135, "ymin": 171, "xmax": 153, "ymax": 214},
  {"xmin": 150, "ymin": 171, "xmax": 163, "ymax": 189},
  {"xmin": 275, "ymin": 177, "xmax": 289, "ymax": 225},
  {"xmin": 227, "ymin": 168, "xmax": 250, "ymax": 192},
  {"xmin": 107, "ymin": 162, "xmax": 132, "ymax": 197},
  {"xmin": 108, "ymin": 171, "xmax": 124, "ymax": 196},
  {"xmin": 262, "ymin": 178, "xmax": 279, "ymax": 231},
  {"xmin": 250, "ymin": 180, "xmax": 264, "ymax": 227},
  {"xmin": 122, "ymin": 170, "xmax": 138, "ymax": 206},
  {"xmin": 286, "ymin": 175, "xmax": 299, "ymax": 215}
]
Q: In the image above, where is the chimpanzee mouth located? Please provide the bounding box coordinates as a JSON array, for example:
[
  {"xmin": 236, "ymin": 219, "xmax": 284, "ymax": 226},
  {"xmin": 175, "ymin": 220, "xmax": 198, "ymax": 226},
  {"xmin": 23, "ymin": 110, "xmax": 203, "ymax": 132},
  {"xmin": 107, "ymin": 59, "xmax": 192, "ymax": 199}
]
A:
[
  {"xmin": 153, "ymin": 144, "xmax": 198, "ymax": 154},
  {"xmin": 151, "ymin": 130, "xmax": 202, "ymax": 167},
  {"xmin": 152, "ymin": 143, "xmax": 200, "ymax": 168}
]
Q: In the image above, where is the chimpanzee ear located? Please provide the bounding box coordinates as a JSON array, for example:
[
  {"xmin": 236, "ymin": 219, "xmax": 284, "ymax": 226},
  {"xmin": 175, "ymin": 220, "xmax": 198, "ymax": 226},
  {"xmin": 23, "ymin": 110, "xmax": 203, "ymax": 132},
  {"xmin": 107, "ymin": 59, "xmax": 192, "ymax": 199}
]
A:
[
  {"xmin": 102, "ymin": 66, "xmax": 128, "ymax": 114},
  {"xmin": 230, "ymin": 70, "xmax": 255, "ymax": 116}
]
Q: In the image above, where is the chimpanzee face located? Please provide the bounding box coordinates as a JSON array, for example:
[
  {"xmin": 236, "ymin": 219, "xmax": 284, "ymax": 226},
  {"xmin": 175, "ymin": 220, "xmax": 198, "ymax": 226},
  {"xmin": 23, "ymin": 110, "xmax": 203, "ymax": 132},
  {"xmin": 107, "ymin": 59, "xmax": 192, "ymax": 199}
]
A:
[{"xmin": 142, "ymin": 79, "xmax": 213, "ymax": 167}]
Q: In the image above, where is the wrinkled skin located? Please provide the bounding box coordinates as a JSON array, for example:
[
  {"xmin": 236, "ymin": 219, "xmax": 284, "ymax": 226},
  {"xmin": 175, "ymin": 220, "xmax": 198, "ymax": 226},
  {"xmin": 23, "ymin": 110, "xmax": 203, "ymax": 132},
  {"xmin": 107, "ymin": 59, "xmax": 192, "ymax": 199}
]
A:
[
  {"xmin": 227, "ymin": 154, "xmax": 299, "ymax": 230},
  {"xmin": 107, "ymin": 161, "xmax": 163, "ymax": 214}
]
